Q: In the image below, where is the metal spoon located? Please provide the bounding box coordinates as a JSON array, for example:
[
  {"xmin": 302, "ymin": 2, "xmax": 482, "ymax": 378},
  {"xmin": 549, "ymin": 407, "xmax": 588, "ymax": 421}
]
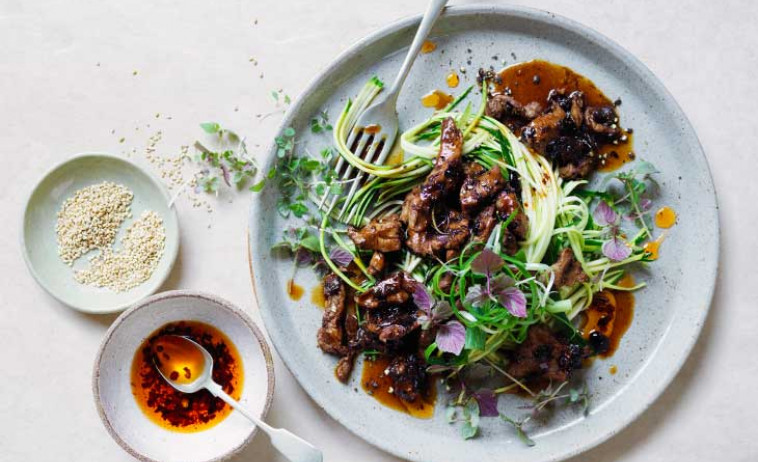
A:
[{"xmin": 152, "ymin": 335, "xmax": 322, "ymax": 462}]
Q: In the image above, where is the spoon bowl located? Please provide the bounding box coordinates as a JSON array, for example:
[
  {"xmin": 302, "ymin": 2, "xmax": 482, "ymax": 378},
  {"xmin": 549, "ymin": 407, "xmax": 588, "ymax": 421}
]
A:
[{"xmin": 152, "ymin": 335, "xmax": 213, "ymax": 394}]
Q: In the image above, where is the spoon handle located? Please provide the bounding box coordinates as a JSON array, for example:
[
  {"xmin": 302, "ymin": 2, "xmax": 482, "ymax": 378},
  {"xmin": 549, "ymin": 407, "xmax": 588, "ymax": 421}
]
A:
[{"xmin": 206, "ymin": 382, "xmax": 323, "ymax": 462}]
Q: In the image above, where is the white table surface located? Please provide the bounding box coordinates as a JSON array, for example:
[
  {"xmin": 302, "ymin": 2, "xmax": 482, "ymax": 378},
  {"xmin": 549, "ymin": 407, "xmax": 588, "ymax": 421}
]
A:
[{"xmin": 2, "ymin": 0, "xmax": 756, "ymax": 461}]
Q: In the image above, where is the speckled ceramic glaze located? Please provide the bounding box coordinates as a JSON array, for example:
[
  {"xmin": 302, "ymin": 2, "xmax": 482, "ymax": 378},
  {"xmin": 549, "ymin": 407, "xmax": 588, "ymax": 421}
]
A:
[
  {"xmin": 248, "ymin": 5, "xmax": 718, "ymax": 462},
  {"xmin": 93, "ymin": 291, "xmax": 275, "ymax": 462},
  {"xmin": 21, "ymin": 153, "xmax": 179, "ymax": 313}
]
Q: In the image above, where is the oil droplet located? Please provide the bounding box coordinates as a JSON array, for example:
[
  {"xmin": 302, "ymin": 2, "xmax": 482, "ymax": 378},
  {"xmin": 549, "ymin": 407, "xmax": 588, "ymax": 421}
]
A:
[
  {"xmin": 421, "ymin": 40, "xmax": 437, "ymax": 54},
  {"xmin": 287, "ymin": 279, "xmax": 304, "ymax": 300},
  {"xmin": 421, "ymin": 90, "xmax": 454, "ymax": 110},
  {"xmin": 609, "ymin": 365, "xmax": 618, "ymax": 375},
  {"xmin": 310, "ymin": 284, "xmax": 326, "ymax": 309},
  {"xmin": 386, "ymin": 146, "xmax": 405, "ymax": 166},
  {"xmin": 654, "ymin": 206, "xmax": 677, "ymax": 229},
  {"xmin": 446, "ymin": 71, "xmax": 460, "ymax": 88},
  {"xmin": 643, "ymin": 235, "xmax": 665, "ymax": 260},
  {"xmin": 364, "ymin": 124, "xmax": 381, "ymax": 135}
]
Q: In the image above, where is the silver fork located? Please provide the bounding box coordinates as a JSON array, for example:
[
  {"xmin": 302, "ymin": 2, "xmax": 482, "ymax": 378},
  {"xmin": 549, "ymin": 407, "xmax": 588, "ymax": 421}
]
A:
[{"xmin": 321, "ymin": 0, "xmax": 449, "ymax": 223}]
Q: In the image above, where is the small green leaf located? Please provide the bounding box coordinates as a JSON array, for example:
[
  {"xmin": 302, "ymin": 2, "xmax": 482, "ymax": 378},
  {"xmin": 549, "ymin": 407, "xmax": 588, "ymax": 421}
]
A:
[
  {"xmin": 460, "ymin": 421, "xmax": 478, "ymax": 440},
  {"xmin": 501, "ymin": 415, "xmax": 535, "ymax": 447},
  {"xmin": 445, "ymin": 406, "xmax": 456, "ymax": 423},
  {"xmin": 200, "ymin": 122, "xmax": 220, "ymax": 134},
  {"xmin": 283, "ymin": 127, "xmax": 296, "ymax": 137},
  {"xmin": 569, "ymin": 388, "xmax": 580, "ymax": 403},
  {"xmin": 464, "ymin": 327, "xmax": 486, "ymax": 350},
  {"xmin": 250, "ymin": 179, "xmax": 266, "ymax": 192},
  {"xmin": 299, "ymin": 234, "xmax": 320, "ymax": 253}
]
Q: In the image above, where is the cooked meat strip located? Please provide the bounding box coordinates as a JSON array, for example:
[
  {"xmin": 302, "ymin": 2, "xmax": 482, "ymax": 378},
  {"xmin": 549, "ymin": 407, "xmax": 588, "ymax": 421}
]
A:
[
  {"xmin": 400, "ymin": 186, "xmax": 428, "ymax": 233},
  {"xmin": 385, "ymin": 354, "xmax": 428, "ymax": 402},
  {"xmin": 317, "ymin": 274, "xmax": 348, "ymax": 356},
  {"xmin": 551, "ymin": 248, "xmax": 588, "ymax": 289},
  {"xmin": 547, "ymin": 89, "xmax": 584, "ymax": 128},
  {"xmin": 460, "ymin": 163, "xmax": 507, "ymax": 216},
  {"xmin": 495, "ymin": 190, "xmax": 529, "ymax": 240},
  {"xmin": 521, "ymin": 102, "xmax": 566, "ymax": 154},
  {"xmin": 419, "ymin": 117, "xmax": 464, "ymax": 203},
  {"xmin": 335, "ymin": 352, "xmax": 356, "ymax": 383},
  {"xmin": 403, "ymin": 195, "xmax": 471, "ymax": 258},
  {"xmin": 506, "ymin": 325, "xmax": 584, "ymax": 383},
  {"xmin": 367, "ymin": 251, "xmax": 386, "ymax": 277},
  {"xmin": 544, "ymin": 135, "xmax": 596, "ymax": 180},
  {"xmin": 485, "ymin": 93, "xmax": 543, "ymax": 122},
  {"xmin": 356, "ymin": 272, "xmax": 418, "ymax": 310},
  {"xmin": 347, "ymin": 214, "xmax": 402, "ymax": 252},
  {"xmin": 438, "ymin": 272, "xmax": 455, "ymax": 294},
  {"xmin": 364, "ymin": 305, "xmax": 420, "ymax": 344},
  {"xmin": 584, "ymin": 105, "xmax": 621, "ymax": 137},
  {"xmin": 471, "ymin": 205, "xmax": 498, "ymax": 243}
]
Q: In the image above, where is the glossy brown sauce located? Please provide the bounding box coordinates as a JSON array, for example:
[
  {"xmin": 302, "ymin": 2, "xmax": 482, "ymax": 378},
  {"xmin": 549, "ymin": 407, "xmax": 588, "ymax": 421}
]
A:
[
  {"xmin": 421, "ymin": 40, "xmax": 437, "ymax": 54},
  {"xmin": 310, "ymin": 283, "xmax": 326, "ymax": 309},
  {"xmin": 287, "ymin": 279, "xmax": 304, "ymax": 300},
  {"xmin": 446, "ymin": 71, "xmax": 460, "ymax": 88},
  {"xmin": 130, "ymin": 321, "xmax": 243, "ymax": 432},
  {"xmin": 361, "ymin": 356, "xmax": 436, "ymax": 419},
  {"xmin": 655, "ymin": 206, "xmax": 677, "ymax": 228},
  {"xmin": 582, "ymin": 274, "xmax": 635, "ymax": 358},
  {"xmin": 385, "ymin": 146, "xmax": 405, "ymax": 166},
  {"xmin": 598, "ymin": 130, "xmax": 635, "ymax": 171},
  {"xmin": 421, "ymin": 89, "xmax": 454, "ymax": 110},
  {"xmin": 609, "ymin": 365, "xmax": 618, "ymax": 375},
  {"xmin": 364, "ymin": 124, "xmax": 381, "ymax": 135},
  {"xmin": 643, "ymin": 234, "xmax": 665, "ymax": 260},
  {"xmin": 495, "ymin": 60, "xmax": 613, "ymax": 108}
]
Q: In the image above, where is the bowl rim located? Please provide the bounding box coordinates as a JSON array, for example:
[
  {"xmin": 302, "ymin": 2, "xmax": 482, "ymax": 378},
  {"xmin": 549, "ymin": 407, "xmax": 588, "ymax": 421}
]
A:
[
  {"xmin": 91, "ymin": 290, "xmax": 276, "ymax": 462},
  {"xmin": 246, "ymin": 3, "xmax": 719, "ymax": 462},
  {"xmin": 20, "ymin": 152, "xmax": 180, "ymax": 314}
]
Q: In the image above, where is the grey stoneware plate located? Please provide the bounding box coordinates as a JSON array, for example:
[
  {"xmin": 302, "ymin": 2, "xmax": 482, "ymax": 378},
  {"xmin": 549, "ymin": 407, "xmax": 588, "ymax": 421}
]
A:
[
  {"xmin": 248, "ymin": 5, "xmax": 718, "ymax": 462},
  {"xmin": 22, "ymin": 153, "xmax": 179, "ymax": 314}
]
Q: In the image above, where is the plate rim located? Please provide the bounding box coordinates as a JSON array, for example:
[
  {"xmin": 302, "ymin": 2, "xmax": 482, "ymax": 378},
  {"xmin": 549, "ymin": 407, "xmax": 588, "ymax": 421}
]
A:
[
  {"xmin": 91, "ymin": 289, "xmax": 276, "ymax": 462},
  {"xmin": 248, "ymin": 4, "xmax": 719, "ymax": 461},
  {"xmin": 20, "ymin": 152, "xmax": 180, "ymax": 314}
]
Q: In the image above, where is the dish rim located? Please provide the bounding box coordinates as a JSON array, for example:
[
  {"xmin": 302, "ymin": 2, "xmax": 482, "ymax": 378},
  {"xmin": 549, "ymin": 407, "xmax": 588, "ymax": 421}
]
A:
[
  {"xmin": 20, "ymin": 152, "xmax": 180, "ymax": 314},
  {"xmin": 247, "ymin": 4, "xmax": 720, "ymax": 461},
  {"xmin": 91, "ymin": 289, "xmax": 276, "ymax": 462}
]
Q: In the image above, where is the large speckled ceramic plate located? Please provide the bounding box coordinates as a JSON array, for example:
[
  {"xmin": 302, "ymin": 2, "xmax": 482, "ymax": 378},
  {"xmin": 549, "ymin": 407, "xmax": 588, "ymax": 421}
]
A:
[{"xmin": 248, "ymin": 5, "xmax": 718, "ymax": 462}]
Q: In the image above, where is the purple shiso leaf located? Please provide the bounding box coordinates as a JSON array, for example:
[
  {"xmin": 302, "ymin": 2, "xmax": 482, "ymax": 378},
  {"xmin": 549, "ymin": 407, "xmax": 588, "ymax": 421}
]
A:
[
  {"xmin": 496, "ymin": 287, "xmax": 527, "ymax": 318},
  {"xmin": 329, "ymin": 247, "xmax": 353, "ymax": 267},
  {"xmin": 639, "ymin": 198, "xmax": 653, "ymax": 211},
  {"xmin": 295, "ymin": 248, "xmax": 313, "ymax": 266},
  {"xmin": 490, "ymin": 274, "xmax": 515, "ymax": 292},
  {"xmin": 464, "ymin": 284, "xmax": 488, "ymax": 308},
  {"xmin": 593, "ymin": 201, "xmax": 617, "ymax": 227},
  {"xmin": 412, "ymin": 283, "xmax": 434, "ymax": 314},
  {"xmin": 471, "ymin": 249, "xmax": 504, "ymax": 276},
  {"xmin": 436, "ymin": 320, "xmax": 466, "ymax": 356},
  {"xmin": 473, "ymin": 389, "xmax": 500, "ymax": 417},
  {"xmin": 432, "ymin": 301, "xmax": 454, "ymax": 322},
  {"xmin": 602, "ymin": 236, "xmax": 632, "ymax": 261},
  {"xmin": 220, "ymin": 162, "xmax": 232, "ymax": 187}
]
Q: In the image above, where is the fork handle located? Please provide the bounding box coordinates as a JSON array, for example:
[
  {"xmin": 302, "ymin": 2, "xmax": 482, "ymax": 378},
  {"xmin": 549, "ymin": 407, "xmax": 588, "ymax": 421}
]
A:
[{"xmin": 387, "ymin": 0, "xmax": 449, "ymax": 100}]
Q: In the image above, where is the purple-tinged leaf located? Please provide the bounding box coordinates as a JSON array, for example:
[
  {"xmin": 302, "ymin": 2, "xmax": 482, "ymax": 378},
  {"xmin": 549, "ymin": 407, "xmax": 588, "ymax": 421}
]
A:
[
  {"xmin": 473, "ymin": 389, "xmax": 499, "ymax": 417},
  {"xmin": 295, "ymin": 248, "xmax": 313, "ymax": 266},
  {"xmin": 602, "ymin": 236, "xmax": 632, "ymax": 261},
  {"xmin": 490, "ymin": 274, "xmax": 515, "ymax": 292},
  {"xmin": 412, "ymin": 283, "xmax": 434, "ymax": 314},
  {"xmin": 639, "ymin": 198, "xmax": 653, "ymax": 211},
  {"xmin": 436, "ymin": 320, "xmax": 466, "ymax": 356},
  {"xmin": 432, "ymin": 301, "xmax": 454, "ymax": 322},
  {"xmin": 220, "ymin": 162, "xmax": 231, "ymax": 187},
  {"xmin": 418, "ymin": 314, "xmax": 432, "ymax": 330},
  {"xmin": 329, "ymin": 247, "xmax": 353, "ymax": 267},
  {"xmin": 496, "ymin": 287, "xmax": 527, "ymax": 318},
  {"xmin": 593, "ymin": 201, "xmax": 617, "ymax": 227},
  {"xmin": 464, "ymin": 284, "xmax": 489, "ymax": 308},
  {"xmin": 471, "ymin": 249, "xmax": 504, "ymax": 276}
]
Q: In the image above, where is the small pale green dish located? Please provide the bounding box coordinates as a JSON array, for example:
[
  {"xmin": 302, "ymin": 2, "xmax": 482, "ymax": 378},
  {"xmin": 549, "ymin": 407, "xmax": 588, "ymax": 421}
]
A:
[{"xmin": 22, "ymin": 153, "xmax": 180, "ymax": 314}]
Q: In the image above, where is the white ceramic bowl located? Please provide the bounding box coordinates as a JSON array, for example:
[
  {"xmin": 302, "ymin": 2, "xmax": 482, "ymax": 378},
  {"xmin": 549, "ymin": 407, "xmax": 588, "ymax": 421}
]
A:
[
  {"xmin": 93, "ymin": 291, "xmax": 275, "ymax": 462},
  {"xmin": 22, "ymin": 153, "xmax": 180, "ymax": 313}
]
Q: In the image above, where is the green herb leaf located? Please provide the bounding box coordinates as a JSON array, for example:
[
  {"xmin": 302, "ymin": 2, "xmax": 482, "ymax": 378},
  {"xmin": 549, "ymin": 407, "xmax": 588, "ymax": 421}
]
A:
[
  {"xmin": 200, "ymin": 122, "xmax": 220, "ymax": 134},
  {"xmin": 460, "ymin": 421, "xmax": 478, "ymax": 440}
]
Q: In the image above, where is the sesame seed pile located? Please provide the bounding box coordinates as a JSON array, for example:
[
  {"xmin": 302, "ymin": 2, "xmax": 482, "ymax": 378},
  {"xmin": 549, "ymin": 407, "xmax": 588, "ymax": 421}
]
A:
[
  {"xmin": 56, "ymin": 182, "xmax": 134, "ymax": 264},
  {"xmin": 74, "ymin": 211, "xmax": 166, "ymax": 292},
  {"xmin": 55, "ymin": 181, "xmax": 166, "ymax": 292}
]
